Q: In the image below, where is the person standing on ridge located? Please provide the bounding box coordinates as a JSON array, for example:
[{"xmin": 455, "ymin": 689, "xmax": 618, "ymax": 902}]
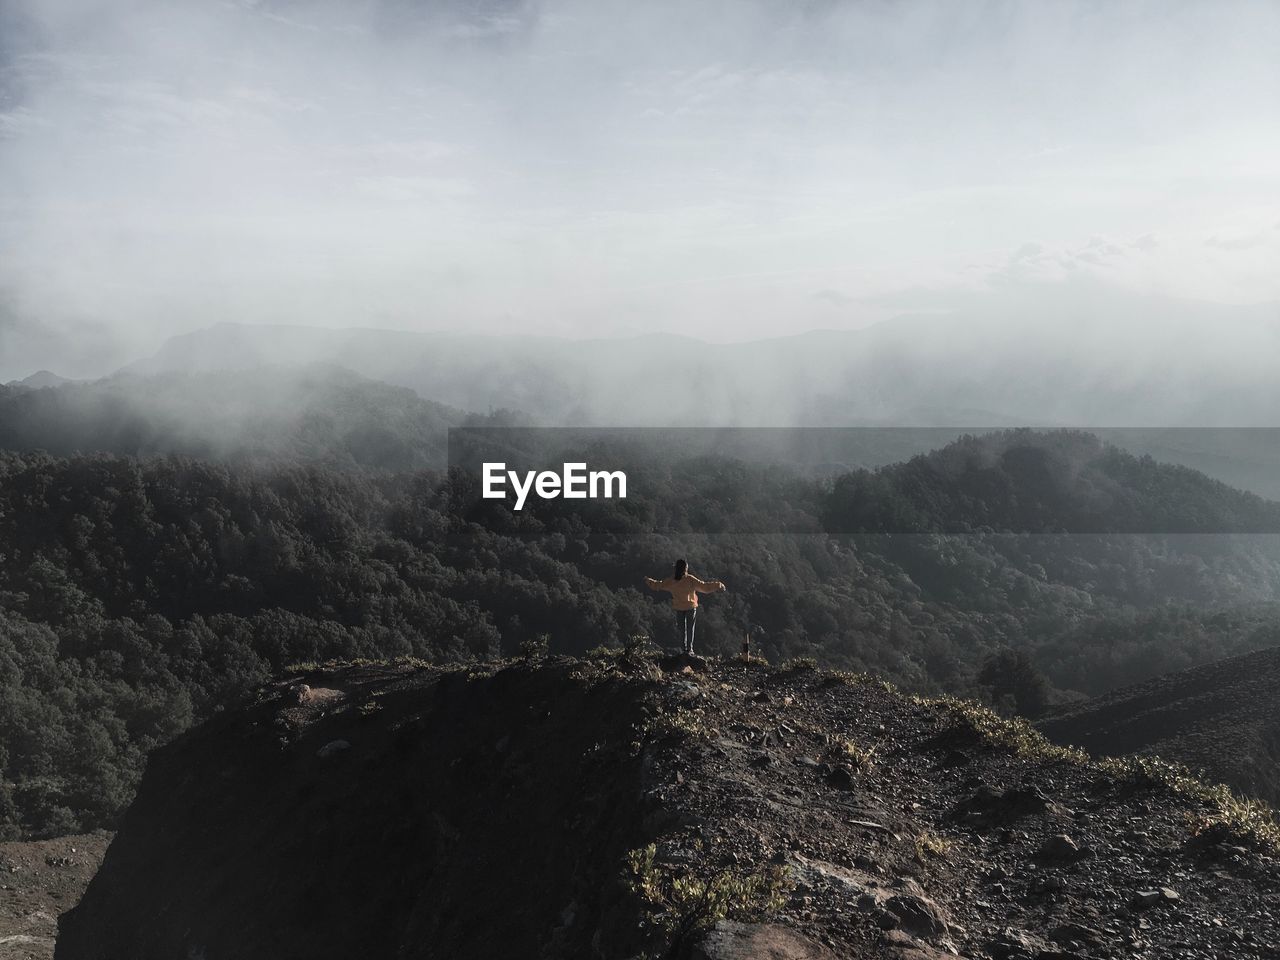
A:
[{"xmin": 644, "ymin": 559, "xmax": 726, "ymax": 655}]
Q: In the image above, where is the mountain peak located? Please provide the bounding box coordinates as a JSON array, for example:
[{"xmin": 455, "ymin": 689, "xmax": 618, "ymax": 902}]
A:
[{"xmin": 9, "ymin": 370, "xmax": 73, "ymax": 389}]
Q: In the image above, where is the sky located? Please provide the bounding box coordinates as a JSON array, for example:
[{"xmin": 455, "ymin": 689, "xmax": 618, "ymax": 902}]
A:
[{"xmin": 1, "ymin": 0, "xmax": 1278, "ymax": 379}]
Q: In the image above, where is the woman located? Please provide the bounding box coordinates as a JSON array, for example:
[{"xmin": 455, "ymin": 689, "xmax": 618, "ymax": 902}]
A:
[{"xmin": 644, "ymin": 558, "xmax": 727, "ymax": 655}]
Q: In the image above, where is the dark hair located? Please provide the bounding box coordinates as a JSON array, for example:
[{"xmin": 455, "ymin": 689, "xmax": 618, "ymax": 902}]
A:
[{"xmin": 673, "ymin": 558, "xmax": 687, "ymax": 580}]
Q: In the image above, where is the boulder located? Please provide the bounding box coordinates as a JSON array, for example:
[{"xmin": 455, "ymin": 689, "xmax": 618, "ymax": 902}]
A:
[
  {"xmin": 824, "ymin": 765, "xmax": 857, "ymax": 790},
  {"xmin": 1048, "ymin": 921, "xmax": 1107, "ymax": 949},
  {"xmin": 659, "ymin": 653, "xmax": 710, "ymax": 674},
  {"xmin": 954, "ymin": 785, "xmax": 1056, "ymax": 825},
  {"xmin": 882, "ymin": 930, "xmax": 969, "ymax": 959},
  {"xmin": 692, "ymin": 921, "xmax": 837, "ymax": 959},
  {"xmin": 1131, "ymin": 887, "xmax": 1180, "ymax": 910},
  {"xmin": 984, "ymin": 927, "xmax": 1051, "ymax": 958},
  {"xmin": 883, "ymin": 893, "xmax": 949, "ymax": 938},
  {"xmin": 1036, "ymin": 834, "xmax": 1091, "ymax": 863}
]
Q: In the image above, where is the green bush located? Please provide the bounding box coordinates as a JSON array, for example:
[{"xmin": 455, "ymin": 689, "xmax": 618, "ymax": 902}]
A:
[{"xmin": 626, "ymin": 843, "xmax": 789, "ymax": 955}]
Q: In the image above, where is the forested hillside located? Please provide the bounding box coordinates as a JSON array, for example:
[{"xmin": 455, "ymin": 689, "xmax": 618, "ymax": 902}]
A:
[
  {"xmin": 0, "ymin": 366, "xmax": 463, "ymax": 471},
  {"xmin": 3, "ymin": 426, "xmax": 1280, "ymax": 838},
  {"xmin": 826, "ymin": 429, "xmax": 1280, "ymax": 534}
]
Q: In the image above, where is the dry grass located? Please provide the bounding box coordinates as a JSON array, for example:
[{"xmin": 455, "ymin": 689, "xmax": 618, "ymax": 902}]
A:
[
  {"xmin": 1098, "ymin": 755, "xmax": 1280, "ymax": 852},
  {"xmin": 913, "ymin": 830, "xmax": 953, "ymax": 862}
]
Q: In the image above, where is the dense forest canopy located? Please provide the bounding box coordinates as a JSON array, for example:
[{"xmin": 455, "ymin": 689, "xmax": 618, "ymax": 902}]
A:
[
  {"xmin": 4, "ymin": 416, "xmax": 1280, "ymax": 837},
  {"xmin": 0, "ymin": 366, "xmax": 464, "ymax": 471},
  {"xmin": 824, "ymin": 430, "xmax": 1280, "ymax": 534}
]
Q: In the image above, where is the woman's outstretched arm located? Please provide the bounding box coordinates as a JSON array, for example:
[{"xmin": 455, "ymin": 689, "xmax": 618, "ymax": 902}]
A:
[{"xmin": 690, "ymin": 575, "xmax": 726, "ymax": 593}]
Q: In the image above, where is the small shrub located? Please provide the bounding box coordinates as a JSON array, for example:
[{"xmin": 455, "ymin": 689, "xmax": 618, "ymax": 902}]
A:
[
  {"xmin": 824, "ymin": 737, "xmax": 877, "ymax": 771},
  {"xmin": 918, "ymin": 695, "xmax": 1086, "ymax": 764},
  {"xmin": 519, "ymin": 633, "xmax": 551, "ymax": 659},
  {"xmin": 1098, "ymin": 755, "xmax": 1280, "ymax": 852},
  {"xmin": 283, "ymin": 657, "xmax": 384, "ymax": 675},
  {"xmin": 626, "ymin": 843, "xmax": 789, "ymax": 956},
  {"xmin": 822, "ymin": 670, "xmax": 897, "ymax": 693},
  {"xmin": 643, "ymin": 707, "xmax": 716, "ymax": 743},
  {"xmin": 625, "ymin": 634, "xmax": 652, "ymax": 657},
  {"xmin": 391, "ymin": 655, "xmax": 433, "ymax": 670},
  {"xmin": 914, "ymin": 830, "xmax": 952, "ymax": 862}
]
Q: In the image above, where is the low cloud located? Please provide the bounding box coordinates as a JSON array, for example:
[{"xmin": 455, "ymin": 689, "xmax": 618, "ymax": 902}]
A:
[
  {"xmin": 1, "ymin": 0, "xmax": 1278, "ymax": 378},
  {"xmin": 814, "ymin": 288, "xmax": 856, "ymax": 308},
  {"xmin": 1206, "ymin": 232, "xmax": 1270, "ymax": 252}
]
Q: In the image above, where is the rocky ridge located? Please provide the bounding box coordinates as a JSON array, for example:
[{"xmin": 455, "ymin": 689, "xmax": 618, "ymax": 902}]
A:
[
  {"xmin": 57, "ymin": 655, "xmax": 1280, "ymax": 959},
  {"xmin": 1040, "ymin": 646, "xmax": 1280, "ymax": 808}
]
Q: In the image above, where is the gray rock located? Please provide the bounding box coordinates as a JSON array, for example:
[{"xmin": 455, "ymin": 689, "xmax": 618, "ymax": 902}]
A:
[
  {"xmin": 985, "ymin": 927, "xmax": 1050, "ymax": 958},
  {"xmin": 1048, "ymin": 921, "xmax": 1106, "ymax": 948},
  {"xmin": 884, "ymin": 893, "xmax": 949, "ymax": 938},
  {"xmin": 882, "ymin": 929, "xmax": 969, "ymax": 959},
  {"xmin": 316, "ymin": 739, "xmax": 351, "ymax": 758},
  {"xmin": 1130, "ymin": 887, "xmax": 1180, "ymax": 910},
  {"xmin": 658, "ymin": 653, "xmax": 710, "ymax": 674},
  {"xmin": 824, "ymin": 765, "xmax": 856, "ymax": 790},
  {"xmin": 692, "ymin": 921, "xmax": 838, "ymax": 959},
  {"xmin": 1037, "ymin": 834, "xmax": 1079, "ymax": 862},
  {"xmin": 954, "ymin": 785, "xmax": 1055, "ymax": 825},
  {"xmin": 787, "ymin": 853, "xmax": 880, "ymax": 902}
]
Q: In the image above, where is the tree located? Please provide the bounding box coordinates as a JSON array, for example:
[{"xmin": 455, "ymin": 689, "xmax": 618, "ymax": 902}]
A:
[{"xmin": 978, "ymin": 649, "xmax": 1050, "ymax": 719}]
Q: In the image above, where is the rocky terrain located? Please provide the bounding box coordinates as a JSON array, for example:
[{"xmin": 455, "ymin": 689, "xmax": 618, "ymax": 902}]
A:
[
  {"xmin": 1040, "ymin": 646, "xmax": 1280, "ymax": 809},
  {"xmin": 58, "ymin": 655, "xmax": 1280, "ymax": 959},
  {"xmin": 0, "ymin": 834, "xmax": 108, "ymax": 960}
]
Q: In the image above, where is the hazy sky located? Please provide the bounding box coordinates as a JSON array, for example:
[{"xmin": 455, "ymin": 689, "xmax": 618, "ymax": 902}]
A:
[{"xmin": 1, "ymin": 0, "xmax": 1278, "ymax": 378}]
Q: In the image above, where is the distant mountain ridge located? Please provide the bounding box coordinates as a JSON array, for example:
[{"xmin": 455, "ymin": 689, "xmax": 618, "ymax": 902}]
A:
[
  {"xmin": 1040, "ymin": 646, "xmax": 1280, "ymax": 806},
  {"xmin": 6, "ymin": 370, "xmax": 75, "ymax": 389},
  {"xmin": 826, "ymin": 428, "xmax": 1280, "ymax": 534},
  {"xmin": 8, "ymin": 357, "xmax": 1280, "ymax": 501},
  {"xmin": 0, "ymin": 365, "xmax": 465, "ymax": 470},
  {"xmin": 125, "ymin": 295, "xmax": 1280, "ymax": 429},
  {"xmin": 113, "ymin": 302, "xmax": 1280, "ymax": 498}
]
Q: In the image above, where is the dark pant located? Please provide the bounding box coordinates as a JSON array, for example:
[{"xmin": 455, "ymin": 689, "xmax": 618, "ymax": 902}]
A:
[{"xmin": 675, "ymin": 607, "xmax": 697, "ymax": 654}]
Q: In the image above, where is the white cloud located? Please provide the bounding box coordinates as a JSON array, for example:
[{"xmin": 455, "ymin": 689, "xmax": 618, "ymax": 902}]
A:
[
  {"xmin": 1, "ymin": 0, "xmax": 1278, "ymax": 378},
  {"xmin": 1206, "ymin": 232, "xmax": 1271, "ymax": 252},
  {"xmin": 813, "ymin": 288, "xmax": 855, "ymax": 308}
]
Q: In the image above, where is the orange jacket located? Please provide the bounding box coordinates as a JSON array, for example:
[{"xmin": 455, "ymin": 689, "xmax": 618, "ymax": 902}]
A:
[{"xmin": 645, "ymin": 573, "xmax": 725, "ymax": 610}]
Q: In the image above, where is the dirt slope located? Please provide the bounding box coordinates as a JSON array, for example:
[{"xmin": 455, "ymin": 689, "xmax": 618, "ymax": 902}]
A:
[
  {"xmin": 0, "ymin": 833, "xmax": 108, "ymax": 960},
  {"xmin": 1040, "ymin": 646, "xmax": 1280, "ymax": 807},
  {"xmin": 58, "ymin": 656, "xmax": 1280, "ymax": 959}
]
